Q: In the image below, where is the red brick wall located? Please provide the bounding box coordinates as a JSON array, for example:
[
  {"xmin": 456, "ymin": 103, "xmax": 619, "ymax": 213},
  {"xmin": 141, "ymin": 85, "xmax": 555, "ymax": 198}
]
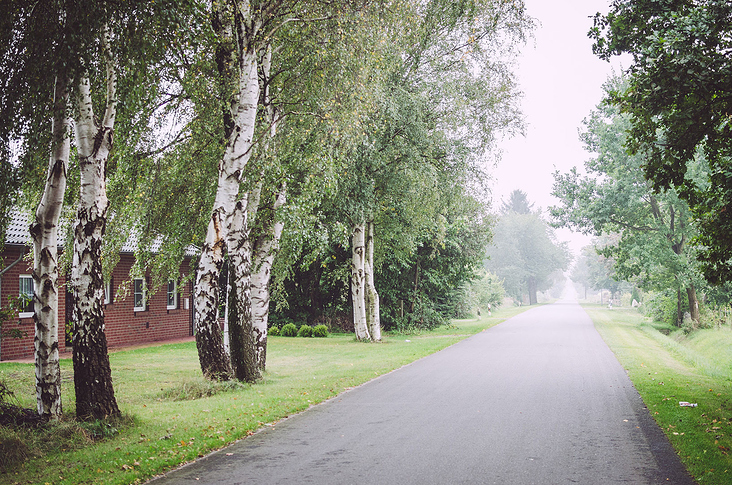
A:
[
  {"xmin": 103, "ymin": 255, "xmax": 194, "ymax": 350},
  {"xmin": 1, "ymin": 247, "xmax": 194, "ymax": 361}
]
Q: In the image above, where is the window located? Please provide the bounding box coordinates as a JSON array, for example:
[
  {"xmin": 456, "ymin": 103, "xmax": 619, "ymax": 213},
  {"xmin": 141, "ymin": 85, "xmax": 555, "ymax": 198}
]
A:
[
  {"xmin": 104, "ymin": 279, "xmax": 113, "ymax": 305},
  {"xmin": 19, "ymin": 275, "xmax": 34, "ymax": 318},
  {"xmin": 133, "ymin": 278, "xmax": 146, "ymax": 312},
  {"xmin": 167, "ymin": 280, "xmax": 177, "ymax": 310}
]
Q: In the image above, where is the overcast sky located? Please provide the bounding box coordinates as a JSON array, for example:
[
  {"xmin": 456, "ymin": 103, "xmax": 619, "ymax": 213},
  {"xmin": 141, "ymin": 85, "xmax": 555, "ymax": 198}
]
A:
[{"xmin": 489, "ymin": 0, "xmax": 628, "ymax": 258}]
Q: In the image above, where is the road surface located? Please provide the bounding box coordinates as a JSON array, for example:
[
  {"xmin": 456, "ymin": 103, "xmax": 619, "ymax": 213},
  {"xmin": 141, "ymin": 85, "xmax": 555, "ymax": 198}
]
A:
[{"xmin": 150, "ymin": 290, "xmax": 694, "ymax": 484}]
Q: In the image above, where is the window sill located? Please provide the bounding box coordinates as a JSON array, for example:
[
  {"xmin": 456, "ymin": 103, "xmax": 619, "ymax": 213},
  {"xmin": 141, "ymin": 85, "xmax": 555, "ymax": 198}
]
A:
[{"xmin": 18, "ymin": 312, "xmax": 34, "ymax": 319}]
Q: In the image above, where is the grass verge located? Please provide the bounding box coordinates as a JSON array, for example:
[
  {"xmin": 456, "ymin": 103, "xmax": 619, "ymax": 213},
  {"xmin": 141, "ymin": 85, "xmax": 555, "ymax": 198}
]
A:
[
  {"xmin": 584, "ymin": 305, "xmax": 732, "ymax": 484},
  {"xmin": 0, "ymin": 304, "xmax": 531, "ymax": 485}
]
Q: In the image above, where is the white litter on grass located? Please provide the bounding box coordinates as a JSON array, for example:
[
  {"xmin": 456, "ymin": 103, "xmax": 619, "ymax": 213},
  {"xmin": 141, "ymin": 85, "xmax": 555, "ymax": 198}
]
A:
[
  {"xmin": 679, "ymin": 401, "xmax": 698, "ymax": 407},
  {"xmin": 405, "ymin": 340, "xmax": 411, "ymax": 342}
]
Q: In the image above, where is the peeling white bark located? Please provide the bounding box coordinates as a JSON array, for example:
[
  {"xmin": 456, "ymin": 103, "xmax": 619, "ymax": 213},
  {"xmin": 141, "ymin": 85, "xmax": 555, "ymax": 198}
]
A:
[
  {"xmin": 31, "ymin": 74, "xmax": 70, "ymax": 420},
  {"xmin": 70, "ymin": 28, "xmax": 120, "ymax": 419},
  {"xmin": 250, "ymin": 182, "xmax": 286, "ymax": 369},
  {"xmin": 365, "ymin": 219, "xmax": 381, "ymax": 341},
  {"xmin": 352, "ymin": 223, "xmax": 370, "ymax": 341},
  {"xmin": 194, "ymin": 0, "xmax": 261, "ymax": 379}
]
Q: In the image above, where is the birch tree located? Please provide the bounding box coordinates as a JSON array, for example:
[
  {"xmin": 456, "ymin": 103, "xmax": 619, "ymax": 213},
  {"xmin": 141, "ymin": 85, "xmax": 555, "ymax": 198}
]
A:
[
  {"xmin": 69, "ymin": 27, "xmax": 120, "ymax": 419},
  {"xmin": 29, "ymin": 74, "xmax": 70, "ymax": 420}
]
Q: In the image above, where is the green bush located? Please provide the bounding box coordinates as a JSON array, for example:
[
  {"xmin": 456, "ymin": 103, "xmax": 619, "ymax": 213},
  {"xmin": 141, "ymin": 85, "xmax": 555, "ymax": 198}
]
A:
[
  {"xmin": 297, "ymin": 324, "xmax": 313, "ymax": 338},
  {"xmin": 312, "ymin": 324, "xmax": 328, "ymax": 337},
  {"xmin": 280, "ymin": 323, "xmax": 298, "ymax": 337},
  {"xmin": 268, "ymin": 325, "xmax": 280, "ymax": 336},
  {"xmin": 642, "ymin": 289, "xmax": 684, "ymax": 326}
]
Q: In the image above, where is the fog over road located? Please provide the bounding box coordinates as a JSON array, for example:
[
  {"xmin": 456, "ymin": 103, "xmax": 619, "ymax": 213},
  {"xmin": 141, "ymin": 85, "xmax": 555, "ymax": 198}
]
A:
[{"xmin": 151, "ymin": 288, "xmax": 694, "ymax": 485}]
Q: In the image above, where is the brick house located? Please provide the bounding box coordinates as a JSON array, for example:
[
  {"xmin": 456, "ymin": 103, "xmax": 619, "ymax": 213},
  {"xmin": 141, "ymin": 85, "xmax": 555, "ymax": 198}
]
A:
[{"xmin": 0, "ymin": 212, "xmax": 196, "ymax": 361}]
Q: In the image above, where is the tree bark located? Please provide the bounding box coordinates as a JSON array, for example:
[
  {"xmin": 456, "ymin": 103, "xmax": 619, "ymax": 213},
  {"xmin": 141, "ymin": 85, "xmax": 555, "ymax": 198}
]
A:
[
  {"xmin": 30, "ymin": 74, "xmax": 70, "ymax": 420},
  {"xmin": 352, "ymin": 223, "xmax": 370, "ymax": 340},
  {"xmin": 70, "ymin": 37, "xmax": 120, "ymax": 419},
  {"xmin": 364, "ymin": 219, "xmax": 381, "ymax": 341},
  {"xmin": 195, "ymin": 0, "xmax": 260, "ymax": 380},
  {"xmin": 249, "ymin": 182, "xmax": 286, "ymax": 370},
  {"xmin": 528, "ymin": 276, "xmax": 537, "ymax": 305},
  {"xmin": 686, "ymin": 284, "xmax": 700, "ymax": 323},
  {"xmin": 227, "ymin": 199, "xmax": 259, "ymax": 382}
]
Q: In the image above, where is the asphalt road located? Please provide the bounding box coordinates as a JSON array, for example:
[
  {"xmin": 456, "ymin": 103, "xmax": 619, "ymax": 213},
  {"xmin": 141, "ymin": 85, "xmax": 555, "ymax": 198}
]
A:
[{"xmin": 150, "ymin": 291, "xmax": 695, "ymax": 485}]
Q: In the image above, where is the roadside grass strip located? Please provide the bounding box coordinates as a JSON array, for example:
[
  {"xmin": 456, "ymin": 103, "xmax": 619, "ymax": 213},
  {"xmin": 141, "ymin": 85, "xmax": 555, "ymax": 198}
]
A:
[
  {"xmin": 585, "ymin": 305, "xmax": 732, "ymax": 484},
  {"xmin": 0, "ymin": 304, "xmax": 531, "ymax": 485}
]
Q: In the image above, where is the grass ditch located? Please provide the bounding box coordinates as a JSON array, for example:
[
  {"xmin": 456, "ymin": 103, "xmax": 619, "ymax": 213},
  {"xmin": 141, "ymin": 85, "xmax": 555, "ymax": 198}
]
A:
[
  {"xmin": 0, "ymin": 304, "xmax": 531, "ymax": 485},
  {"xmin": 584, "ymin": 304, "xmax": 732, "ymax": 484}
]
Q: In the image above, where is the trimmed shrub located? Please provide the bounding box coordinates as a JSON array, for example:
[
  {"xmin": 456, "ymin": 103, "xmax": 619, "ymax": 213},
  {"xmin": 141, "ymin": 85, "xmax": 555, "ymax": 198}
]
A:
[
  {"xmin": 268, "ymin": 325, "xmax": 280, "ymax": 336},
  {"xmin": 312, "ymin": 324, "xmax": 328, "ymax": 338},
  {"xmin": 280, "ymin": 323, "xmax": 298, "ymax": 337},
  {"xmin": 297, "ymin": 324, "xmax": 313, "ymax": 338}
]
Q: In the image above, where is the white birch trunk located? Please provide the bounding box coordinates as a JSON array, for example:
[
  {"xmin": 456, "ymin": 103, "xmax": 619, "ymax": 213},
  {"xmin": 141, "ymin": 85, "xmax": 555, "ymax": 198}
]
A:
[
  {"xmin": 351, "ymin": 223, "xmax": 370, "ymax": 340},
  {"xmin": 226, "ymin": 198, "xmax": 259, "ymax": 382},
  {"xmin": 250, "ymin": 182, "xmax": 286, "ymax": 370},
  {"xmin": 30, "ymin": 74, "xmax": 69, "ymax": 420},
  {"xmin": 365, "ymin": 219, "xmax": 381, "ymax": 341},
  {"xmin": 70, "ymin": 28, "xmax": 120, "ymax": 419},
  {"xmin": 195, "ymin": 0, "xmax": 260, "ymax": 379}
]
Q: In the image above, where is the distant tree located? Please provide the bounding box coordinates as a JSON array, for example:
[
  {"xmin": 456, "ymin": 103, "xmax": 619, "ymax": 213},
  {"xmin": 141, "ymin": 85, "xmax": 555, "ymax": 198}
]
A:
[
  {"xmin": 590, "ymin": 0, "xmax": 732, "ymax": 283},
  {"xmin": 500, "ymin": 189, "xmax": 534, "ymax": 215},
  {"xmin": 486, "ymin": 196, "xmax": 570, "ymax": 305}
]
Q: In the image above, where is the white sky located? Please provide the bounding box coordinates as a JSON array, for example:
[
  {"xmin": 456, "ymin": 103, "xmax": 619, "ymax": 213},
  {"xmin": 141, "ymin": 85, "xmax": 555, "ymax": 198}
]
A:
[{"xmin": 490, "ymin": 0, "xmax": 628, "ymax": 258}]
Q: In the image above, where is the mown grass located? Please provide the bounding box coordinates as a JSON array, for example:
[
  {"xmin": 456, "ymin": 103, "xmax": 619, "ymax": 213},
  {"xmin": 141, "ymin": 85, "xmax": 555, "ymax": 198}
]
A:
[
  {"xmin": 584, "ymin": 305, "xmax": 732, "ymax": 484},
  {"xmin": 0, "ymin": 304, "xmax": 531, "ymax": 485}
]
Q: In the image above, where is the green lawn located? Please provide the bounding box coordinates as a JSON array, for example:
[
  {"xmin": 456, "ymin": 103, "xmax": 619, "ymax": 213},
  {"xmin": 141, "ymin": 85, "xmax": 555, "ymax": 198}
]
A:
[
  {"xmin": 584, "ymin": 305, "xmax": 732, "ymax": 484},
  {"xmin": 0, "ymin": 305, "xmax": 531, "ymax": 485}
]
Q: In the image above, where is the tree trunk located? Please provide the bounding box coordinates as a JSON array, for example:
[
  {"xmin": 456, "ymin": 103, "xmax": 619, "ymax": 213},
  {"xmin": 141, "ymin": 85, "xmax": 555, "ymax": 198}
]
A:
[
  {"xmin": 364, "ymin": 219, "xmax": 381, "ymax": 341},
  {"xmin": 686, "ymin": 284, "xmax": 700, "ymax": 323},
  {"xmin": 195, "ymin": 0, "xmax": 260, "ymax": 380},
  {"xmin": 528, "ymin": 276, "xmax": 537, "ymax": 305},
  {"xmin": 226, "ymin": 199, "xmax": 259, "ymax": 382},
  {"xmin": 70, "ymin": 51, "xmax": 119, "ymax": 419},
  {"xmin": 250, "ymin": 182, "xmax": 286, "ymax": 370},
  {"xmin": 676, "ymin": 288, "xmax": 683, "ymax": 327},
  {"xmin": 30, "ymin": 74, "xmax": 69, "ymax": 420},
  {"xmin": 351, "ymin": 223, "xmax": 370, "ymax": 340}
]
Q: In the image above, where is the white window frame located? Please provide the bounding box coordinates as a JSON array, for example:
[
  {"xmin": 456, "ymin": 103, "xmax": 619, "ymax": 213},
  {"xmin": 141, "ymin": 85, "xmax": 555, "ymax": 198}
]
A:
[
  {"xmin": 104, "ymin": 279, "xmax": 112, "ymax": 305},
  {"xmin": 167, "ymin": 280, "xmax": 177, "ymax": 310},
  {"xmin": 133, "ymin": 278, "xmax": 146, "ymax": 312},
  {"xmin": 18, "ymin": 274, "xmax": 34, "ymax": 319}
]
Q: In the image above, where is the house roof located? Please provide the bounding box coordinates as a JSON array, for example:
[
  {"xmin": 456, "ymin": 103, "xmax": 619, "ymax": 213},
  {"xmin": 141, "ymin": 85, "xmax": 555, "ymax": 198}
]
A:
[{"xmin": 4, "ymin": 210, "xmax": 199, "ymax": 257}]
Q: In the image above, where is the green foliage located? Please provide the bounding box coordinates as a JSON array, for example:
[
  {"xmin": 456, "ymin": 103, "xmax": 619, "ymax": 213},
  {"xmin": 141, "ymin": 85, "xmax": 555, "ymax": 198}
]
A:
[
  {"xmin": 296, "ymin": 324, "xmax": 313, "ymax": 338},
  {"xmin": 280, "ymin": 323, "xmax": 298, "ymax": 337},
  {"xmin": 590, "ymin": 0, "xmax": 732, "ymax": 283},
  {"xmin": 641, "ymin": 290, "xmax": 684, "ymax": 327},
  {"xmin": 268, "ymin": 325, "xmax": 280, "ymax": 336},
  {"xmin": 312, "ymin": 324, "xmax": 328, "ymax": 338}
]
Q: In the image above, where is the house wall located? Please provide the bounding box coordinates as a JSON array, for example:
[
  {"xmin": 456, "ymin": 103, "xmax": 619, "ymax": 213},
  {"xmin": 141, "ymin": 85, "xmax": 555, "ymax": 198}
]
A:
[
  {"xmin": 0, "ymin": 245, "xmax": 68, "ymax": 360},
  {"xmin": 1, "ymin": 247, "xmax": 194, "ymax": 361}
]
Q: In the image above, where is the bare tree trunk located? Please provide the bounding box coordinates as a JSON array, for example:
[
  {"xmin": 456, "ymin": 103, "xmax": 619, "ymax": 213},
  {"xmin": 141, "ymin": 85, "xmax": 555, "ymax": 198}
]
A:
[
  {"xmin": 30, "ymin": 74, "xmax": 69, "ymax": 420},
  {"xmin": 352, "ymin": 223, "xmax": 370, "ymax": 340},
  {"xmin": 676, "ymin": 288, "xmax": 683, "ymax": 326},
  {"xmin": 686, "ymin": 284, "xmax": 700, "ymax": 323},
  {"xmin": 250, "ymin": 181, "xmax": 286, "ymax": 370},
  {"xmin": 364, "ymin": 219, "xmax": 380, "ymax": 341},
  {"xmin": 227, "ymin": 199, "xmax": 259, "ymax": 382},
  {"xmin": 195, "ymin": 0, "xmax": 260, "ymax": 380},
  {"xmin": 70, "ymin": 37, "xmax": 119, "ymax": 419},
  {"xmin": 528, "ymin": 276, "xmax": 537, "ymax": 305}
]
